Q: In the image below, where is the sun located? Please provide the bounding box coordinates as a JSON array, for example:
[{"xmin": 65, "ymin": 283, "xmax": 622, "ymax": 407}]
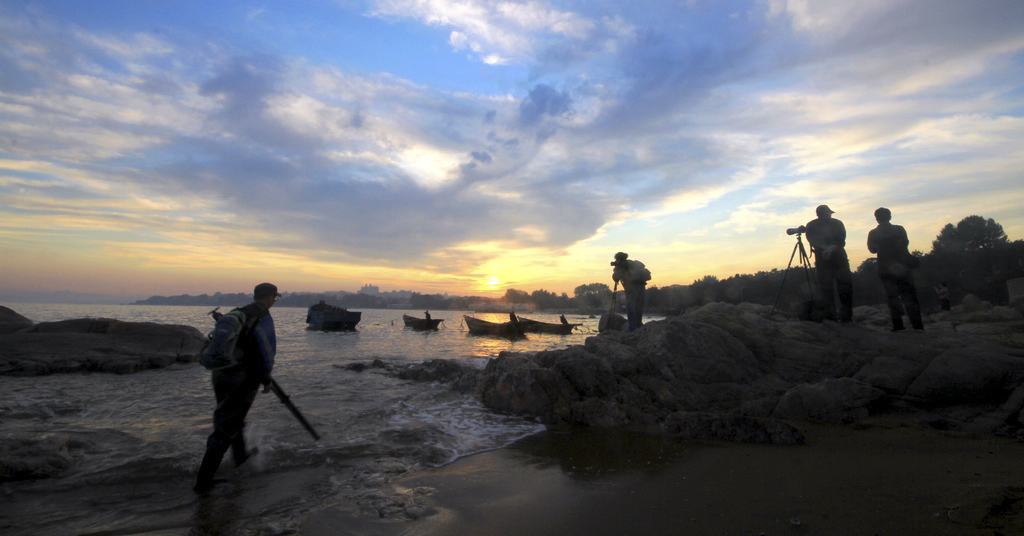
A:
[{"xmin": 485, "ymin": 276, "xmax": 501, "ymax": 289}]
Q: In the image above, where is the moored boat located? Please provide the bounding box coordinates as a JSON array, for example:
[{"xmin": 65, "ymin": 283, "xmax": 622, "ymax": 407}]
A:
[
  {"xmin": 516, "ymin": 316, "xmax": 581, "ymax": 335},
  {"xmin": 463, "ymin": 315, "xmax": 526, "ymax": 338},
  {"xmin": 402, "ymin": 314, "xmax": 444, "ymax": 331},
  {"xmin": 306, "ymin": 301, "xmax": 361, "ymax": 330}
]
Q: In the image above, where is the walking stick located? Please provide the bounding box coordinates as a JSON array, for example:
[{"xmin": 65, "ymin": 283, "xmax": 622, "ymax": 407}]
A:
[{"xmin": 267, "ymin": 378, "xmax": 321, "ymax": 441}]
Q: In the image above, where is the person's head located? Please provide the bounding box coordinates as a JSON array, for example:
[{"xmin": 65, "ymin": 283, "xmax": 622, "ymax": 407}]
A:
[
  {"xmin": 815, "ymin": 205, "xmax": 835, "ymax": 219},
  {"xmin": 612, "ymin": 251, "xmax": 628, "ymax": 266},
  {"xmin": 253, "ymin": 282, "xmax": 281, "ymax": 307},
  {"xmin": 874, "ymin": 207, "xmax": 892, "ymax": 223}
]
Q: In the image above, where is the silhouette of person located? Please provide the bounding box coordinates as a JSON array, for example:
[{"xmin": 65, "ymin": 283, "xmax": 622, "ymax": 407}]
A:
[
  {"xmin": 611, "ymin": 251, "xmax": 652, "ymax": 331},
  {"xmin": 195, "ymin": 282, "xmax": 279, "ymax": 493},
  {"xmin": 935, "ymin": 282, "xmax": 950, "ymax": 311},
  {"xmin": 424, "ymin": 310, "xmax": 431, "ymax": 321},
  {"xmin": 560, "ymin": 314, "xmax": 569, "ymax": 325},
  {"xmin": 805, "ymin": 205, "xmax": 853, "ymax": 322},
  {"xmin": 867, "ymin": 208, "xmax": 923, "ymax": 331}
]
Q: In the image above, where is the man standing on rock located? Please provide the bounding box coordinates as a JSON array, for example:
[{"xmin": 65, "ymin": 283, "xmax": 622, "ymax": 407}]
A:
[
  {"xmin": 611, "ymin": 252, "xmax": 652, "ymax": 331},
  {"xmin": 194, "ymin": 282, "xmax": 279, "ymax": 493},
  {"xmin": 867, "ymin": 208, "xmax": 924, "ymax": 331},
  {"xmin": 805, "ymin": 205, "xmax": 853, "ymax": 322}
]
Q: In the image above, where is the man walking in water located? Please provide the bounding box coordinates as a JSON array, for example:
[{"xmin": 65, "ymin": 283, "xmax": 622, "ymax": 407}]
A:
[
  {"xmin": 805, "ymin": 205, "xmax": 853, "ymax": 322},
  {"xmin": 868, "ymin": 208, "xmax": 924, "ymax": 331},
  {"xmin": 194, "ymin": 282, "xmax": 279, "ymax": 493},
  {"xmin": 611, "ymin": 252, "xmax": 652, "ymax": 331}
]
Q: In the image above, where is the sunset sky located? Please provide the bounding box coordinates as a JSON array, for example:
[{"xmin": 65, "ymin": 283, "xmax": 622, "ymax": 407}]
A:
[{"xmin": 1, "ymin": 0, "xmax": 1022, "ymax": 299}]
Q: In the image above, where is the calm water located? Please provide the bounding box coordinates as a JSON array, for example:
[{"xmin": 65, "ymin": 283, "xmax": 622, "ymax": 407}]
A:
[{"xmin": 0, "ymin": 304, "xmax": 610, "ymax": 535}]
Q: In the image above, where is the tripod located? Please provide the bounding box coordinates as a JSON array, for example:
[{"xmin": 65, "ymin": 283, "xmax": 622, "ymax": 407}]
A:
[{"xmin": 771, "ymin": 232, "xmax": 819, "ymax": 315}]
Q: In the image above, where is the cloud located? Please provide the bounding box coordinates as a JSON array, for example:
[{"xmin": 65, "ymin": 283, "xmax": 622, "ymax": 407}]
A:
[
  {"xmin": 517, "ymin": 83, "xmax": 571, "ymax": 125},
  {"xmin": 1, "ymin": 1, "xmax": 1023, "ymax": 294}
]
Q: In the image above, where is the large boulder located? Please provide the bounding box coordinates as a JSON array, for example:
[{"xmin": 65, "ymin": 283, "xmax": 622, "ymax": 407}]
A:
[
  {"xmin": 399, "ymin": 302, "xmax": 1024, "ymax": 440},
  {"xmin": 0, "ymin": 305, "xmax": 33, "ymax": 334},
  {"xmin": 0, "ymin": 312, "xmax": 206, "ymax": 376}
]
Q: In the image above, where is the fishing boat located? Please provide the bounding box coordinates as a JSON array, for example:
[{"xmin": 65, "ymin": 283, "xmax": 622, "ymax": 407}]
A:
[
  {"xmin": 463, "ymin": 315, "xmax": 526, "ymax": 338},
  {"xmin": 306, "ymin": 301, "xmax": 361, "ymax": 330},
  {"xmin": 402, "ymin": 314, "xmax": 444, "ymax": 331},
  {"xmin": 516, "ymin": 316, "xmax": 581, "ymax": 335}
]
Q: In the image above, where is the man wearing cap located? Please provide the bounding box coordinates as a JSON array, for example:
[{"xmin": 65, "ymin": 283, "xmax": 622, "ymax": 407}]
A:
[
  {"xmin": 867, "ymin": 207, "xmax": 924, "ymax": 331},
  {"xmin": 194, "ymin": 282, "xmax": 280, "ymax": 493},
  {"xmin": 805, "ymin": 205, "xmax": 853, "ymax": 322},
  {"xmin": 611, "ymin": 252, "xmax": 652, "ymax": 331}
]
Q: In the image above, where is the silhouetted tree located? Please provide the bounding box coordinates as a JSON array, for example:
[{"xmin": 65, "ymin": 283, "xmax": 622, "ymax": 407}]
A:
[
  {"xmin": 931, "ymin": 215, "xmax": 1008, "ymax": 254},
  {"xmin": 501, "ymin": 288, "xmax": 531, "ymax": 304},
  {"xmin": 574, "ymin": 283, "xmax": 612, "ymax": 309}
]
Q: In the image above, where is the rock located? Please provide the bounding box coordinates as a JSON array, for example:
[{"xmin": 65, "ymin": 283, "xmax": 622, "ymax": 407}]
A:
[
  {"xmin": 956, "ymin": 306, "xmax": 1023, "ymax": 323},
  {"xmin": 0, "ymin": 305, "xmax": 33, "ymax": 334},
  {"xmin": 904, "ymin": 347, "xmax": 1024, "ymax": 404},
  {"xmin": 385, "ymin": 302, "xmax": 1024, "ymax": 441},
  {"xmin": 959, "ymin": 294, "xmax": 991, "ymax": 313},
  {"xmin": 771, "ymin": 378, "xmax": 886, "ymax": 424},
  {"xmin": 0, "ymin": 310, "xmax": 206, "ymax": 376}
]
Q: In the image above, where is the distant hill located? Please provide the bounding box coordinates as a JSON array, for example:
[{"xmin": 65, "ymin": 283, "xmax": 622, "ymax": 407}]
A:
[
  {"xmin": 132, "ymin": 290, "xmax": 392, "ymax": 309},
  {"xmin": 0, "ymin": 290, "xmax": 149, "ymax": 305}
]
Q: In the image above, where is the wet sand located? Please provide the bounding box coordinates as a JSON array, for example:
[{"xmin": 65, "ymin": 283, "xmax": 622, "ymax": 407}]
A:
[{"xmin": 305, "ymin": 416, "xmax": 1024, "ymax": 536}]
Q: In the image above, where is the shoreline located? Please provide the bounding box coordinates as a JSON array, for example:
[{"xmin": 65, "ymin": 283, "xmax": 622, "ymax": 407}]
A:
[{"xmin": 305, "ymin": 416, "xmax": 1024, "ymax": 536}]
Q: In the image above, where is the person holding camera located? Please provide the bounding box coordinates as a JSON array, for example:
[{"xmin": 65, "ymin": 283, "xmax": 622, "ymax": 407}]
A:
[
  {"xmin": 611, "ymin": 252, "xmax": 652, "ymax": 331},
  {"xmin": 867, "ymin": 207, "xmax": 924, "ymax": 331},
  {"xmin": 805, "ymin": 205, "xmax": 853, "ymax": 322}
]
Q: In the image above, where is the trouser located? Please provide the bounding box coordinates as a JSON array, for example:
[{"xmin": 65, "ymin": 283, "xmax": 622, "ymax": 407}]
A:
[
  {"xmin": 624, "ymin": 286, "xmax": 646, "ymax": 332},
  {"xmin": 816, "ymin": 254, "xmax": 853, "ymax": 322},
  {"xmin": 196, "ymin": 367, "xmax": 260, "ymax": 488},
  {"xmin": 881, "ymin": 273, "xmax": 923, "ymax": 330}
]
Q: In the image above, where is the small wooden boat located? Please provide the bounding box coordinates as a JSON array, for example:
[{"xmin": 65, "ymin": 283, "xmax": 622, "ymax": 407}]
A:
[
  {"xmin": 517, "ymin": 316, "xmax": 581, "ymax": 335},
  {"xmin": 306, "ymin": 301, "xmax": 361, "ymax": 331},
  {"xmin": 463, "ymin": 315, "xmax": 526, "ymax": 338},
  {"xmin": 403, "ymin": 314, "xmax": 444, "ymax": 331}
]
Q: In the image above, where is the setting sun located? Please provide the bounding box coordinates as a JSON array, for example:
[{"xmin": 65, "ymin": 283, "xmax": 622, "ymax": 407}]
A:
[{"xmin": 485, "ymin": 276, "xmax": 501, "ymax": 289}]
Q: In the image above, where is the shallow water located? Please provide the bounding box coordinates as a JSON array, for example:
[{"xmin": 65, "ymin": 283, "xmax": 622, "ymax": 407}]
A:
[{"xmin": 0, "ymin": 304, "xmax": 620, "ymax": 535}]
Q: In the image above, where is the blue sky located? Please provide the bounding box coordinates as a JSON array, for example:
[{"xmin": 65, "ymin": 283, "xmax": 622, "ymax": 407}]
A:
[{"xmin": 1, "ymin": 0, "xmax": 1022, "ymax": 297}]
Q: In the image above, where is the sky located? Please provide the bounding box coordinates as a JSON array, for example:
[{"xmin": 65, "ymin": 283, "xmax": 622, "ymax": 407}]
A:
[{"xmin": 1, "ymin": 0, "xmax": 1022, "ymax": 299}]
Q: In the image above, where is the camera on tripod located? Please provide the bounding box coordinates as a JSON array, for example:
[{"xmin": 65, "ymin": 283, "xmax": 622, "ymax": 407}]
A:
[{"xmin": 786, "ymin": 225, "xmax": 806, "ymax": 235}]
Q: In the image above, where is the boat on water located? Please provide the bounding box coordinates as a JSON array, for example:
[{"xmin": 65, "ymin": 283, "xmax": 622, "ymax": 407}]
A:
[
  {"xmin": 463, "ymin": 315, "xmax": 526, "ymax": 338},
  {"xmin": 516, "ymin": 316, "xmax": 581, "ymax": 335},
  {"xmin": 402, "ymin": 314, "xmax": 444, "ymax": 331},
  {"xmin": 306, "ymin": 301, "xmax": 361, "ymax": 330}
]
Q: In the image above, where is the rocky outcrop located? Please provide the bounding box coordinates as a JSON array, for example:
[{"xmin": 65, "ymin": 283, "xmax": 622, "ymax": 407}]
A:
[
  {"xmin": 0, "ymin": 306, "xmax": 33, "ymax": 334},
  {"xmin": 0, "ymin": 313, "xmax": 206, "ymax": 376},
  {"xmin": 389, "ymin": 302, "xmax": 1024, "ymax": 443}
]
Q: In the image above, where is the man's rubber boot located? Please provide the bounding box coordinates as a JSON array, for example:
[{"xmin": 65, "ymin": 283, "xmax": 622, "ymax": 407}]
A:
[{"xmin": 194, "ymin": 443, "xmax": 228, "ymax": 494}]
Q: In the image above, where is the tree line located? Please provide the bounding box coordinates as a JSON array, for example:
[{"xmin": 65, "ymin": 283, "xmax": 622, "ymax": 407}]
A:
[
  {"xmin": 136, "ymin": 215, "xmax": 1021, "ymax": 315},
  {"xmin": 414, "ymin": 215, "xmax": 1023, "ymax": 315}
]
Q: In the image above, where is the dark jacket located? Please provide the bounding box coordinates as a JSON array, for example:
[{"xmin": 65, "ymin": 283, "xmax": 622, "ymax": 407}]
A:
[
  {"xmin": 867, "ymin": 222, "xmax": 913, "ymax": 278},
  {"xmin": 235, "ymin": 302, "xmax": 276, "ymax": 383},
  {"xmin": 805, "ymin": 217, "xmax": 847, "ymax": 263}
]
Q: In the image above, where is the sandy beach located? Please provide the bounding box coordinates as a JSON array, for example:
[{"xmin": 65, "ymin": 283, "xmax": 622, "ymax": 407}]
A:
[{"xmin": 305, "ymin": 415, "xmax": 1024, "ymax": 536}]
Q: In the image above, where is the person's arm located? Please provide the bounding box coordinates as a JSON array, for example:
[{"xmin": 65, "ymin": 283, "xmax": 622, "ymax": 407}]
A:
[
  {"xmin": 251, "ymin": 315, "xmax": 276, "ymax": 384},
  {"xmin": 867, "ymin": 229, "xmax": 878, "ymax": 254}
]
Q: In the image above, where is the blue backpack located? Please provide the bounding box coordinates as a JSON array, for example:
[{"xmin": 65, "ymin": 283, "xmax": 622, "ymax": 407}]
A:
[{"xmin": 200, "ymin": 309, "xmax": 253, "ymax": 371}]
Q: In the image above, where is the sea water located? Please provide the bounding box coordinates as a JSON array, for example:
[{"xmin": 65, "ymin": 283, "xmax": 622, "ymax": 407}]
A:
[{"xmin": 0, "ymin": 305, "xmax": 603, "ymax": 535}]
